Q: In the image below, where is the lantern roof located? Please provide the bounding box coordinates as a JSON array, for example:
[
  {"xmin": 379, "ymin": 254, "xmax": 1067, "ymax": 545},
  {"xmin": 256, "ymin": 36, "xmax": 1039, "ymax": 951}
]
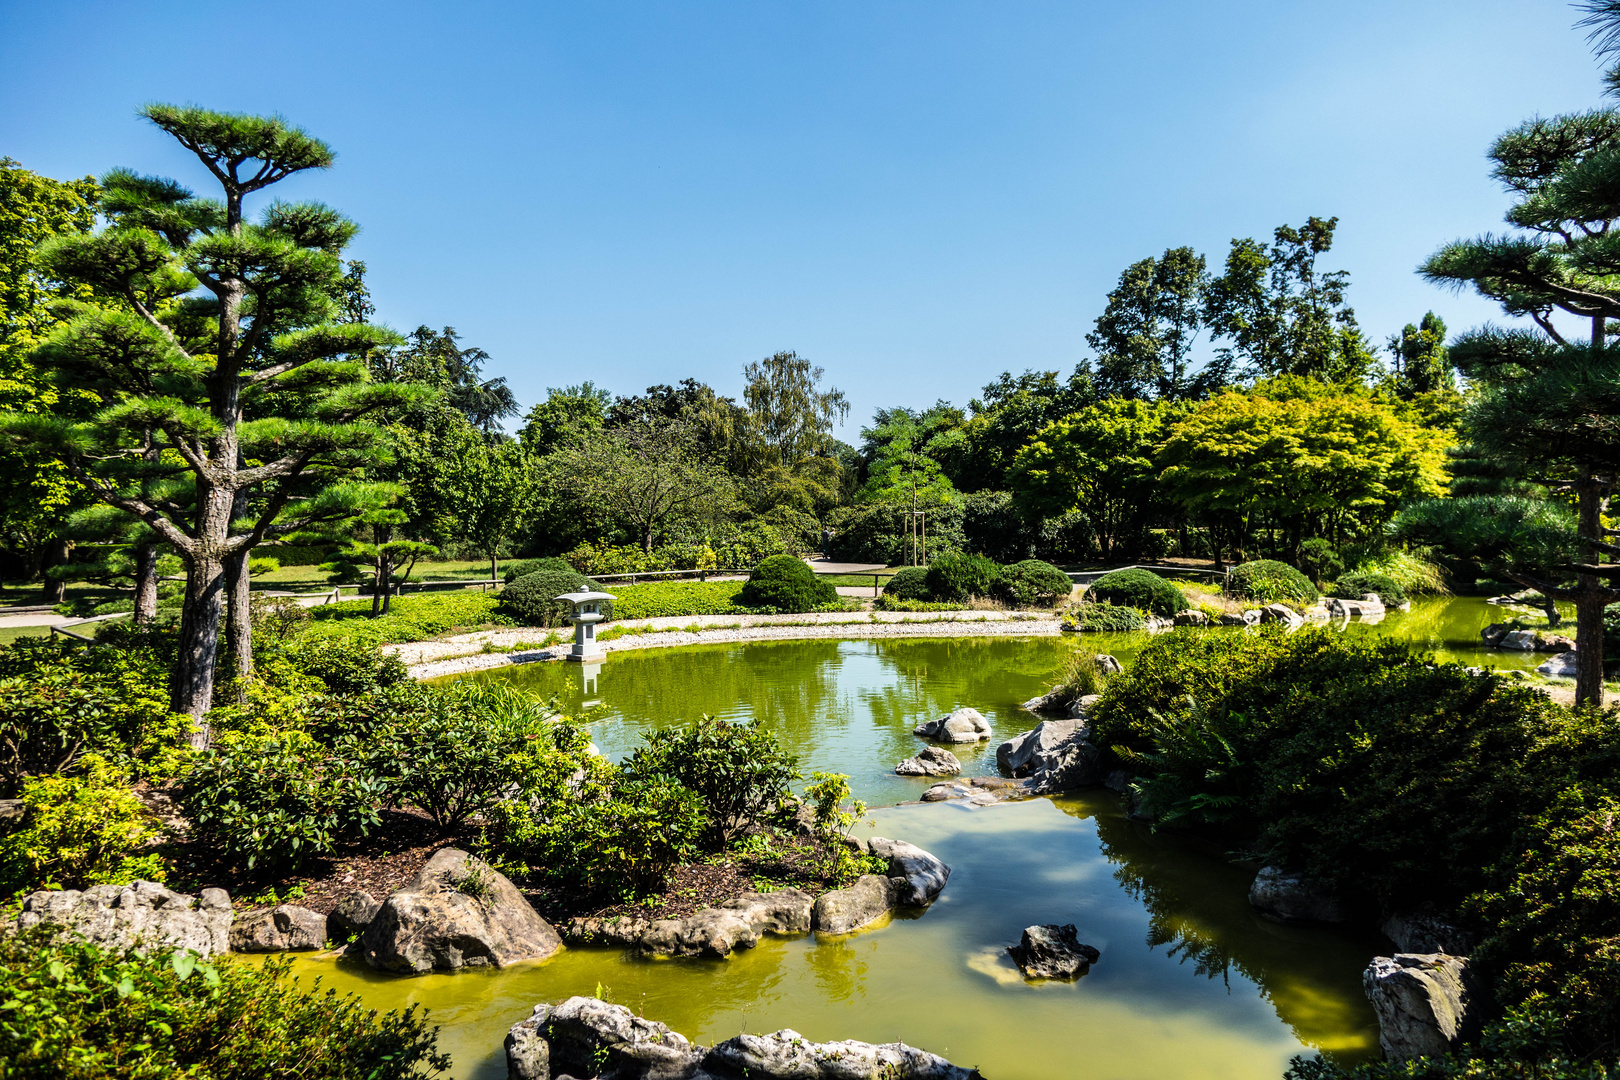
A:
[{"xmin": 554, "ymin": 591, "xmax": 617, "ymax": 605}]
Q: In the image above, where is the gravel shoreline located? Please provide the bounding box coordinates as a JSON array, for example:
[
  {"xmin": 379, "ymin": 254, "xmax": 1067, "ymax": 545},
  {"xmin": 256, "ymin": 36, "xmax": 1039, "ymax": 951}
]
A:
[{"xmin": 388, "ymin": 609, "xmax": 1064, "ymax": 679}]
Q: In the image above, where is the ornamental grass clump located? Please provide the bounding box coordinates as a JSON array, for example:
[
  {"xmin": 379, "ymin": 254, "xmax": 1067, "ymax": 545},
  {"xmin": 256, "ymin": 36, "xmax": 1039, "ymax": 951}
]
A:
[
  {"xmin": 739, "ymin": 554, "xmax": 837, "ymax": 612},
  {"xmin": 1087, "ymin": 568, "xmax": 1187, "ymax": 616},
  {"xmin": 1224, "ymin": 559, "xmax": 1317, "ymax": 606}
]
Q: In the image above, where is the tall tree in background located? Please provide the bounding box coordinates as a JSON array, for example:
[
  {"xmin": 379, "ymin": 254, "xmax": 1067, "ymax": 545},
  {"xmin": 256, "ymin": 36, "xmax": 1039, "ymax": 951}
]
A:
[
  {"xmin": 742, "ymin": 351, "xmax": 849, "ymax": 467},
  {"xmin": 0, "ymin": 106, "xmax": 423, "ymax": 720},
  {"xmin": 1089, "ymin": 247, "xmax": 1216, "ymax": 400},
  {"xmin": 1204, "ymin": 217, "xmax": 1378, "ymax": 384},
  {"xmin": 435, "ymin": 427, "xmax": 537, "ymax": 580},
  {"xmin": 1386, "ymin": 311, "xmax": 1454, "ymax": 399},
  {"xmin": 396, "ymin": 326, "xmax": 518, "ymax": 435}
]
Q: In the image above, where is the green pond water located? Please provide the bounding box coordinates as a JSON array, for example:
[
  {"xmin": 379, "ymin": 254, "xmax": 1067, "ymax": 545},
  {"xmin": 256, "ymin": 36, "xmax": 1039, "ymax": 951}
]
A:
[{"xmin": 285, "ymin": 598, "xmax": 1549, "ymax": 1079}]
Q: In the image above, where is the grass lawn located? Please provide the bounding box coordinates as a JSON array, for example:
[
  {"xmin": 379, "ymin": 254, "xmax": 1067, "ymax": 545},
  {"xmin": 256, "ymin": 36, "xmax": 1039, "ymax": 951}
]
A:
[
  {"xmin": 817, "ymin": 569, "xmax": 901, "ymax": 587},
  {"xmin": 249, "ymin": 558, "xmax": 498, "ymax": 593}
]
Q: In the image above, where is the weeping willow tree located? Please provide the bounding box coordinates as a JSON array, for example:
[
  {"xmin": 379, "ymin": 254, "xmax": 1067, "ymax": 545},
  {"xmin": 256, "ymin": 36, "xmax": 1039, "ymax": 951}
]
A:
[{"xmin": 0, "ymin": 106, "xmax": 427, "ymax": 724}]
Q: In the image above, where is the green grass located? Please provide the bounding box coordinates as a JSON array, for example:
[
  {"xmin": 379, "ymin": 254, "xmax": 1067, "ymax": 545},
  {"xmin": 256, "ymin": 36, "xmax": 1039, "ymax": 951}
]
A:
[
  {"xmin": 816, "ymin": 571, "xmax": 898, "ymax": 588},
  {"xmin": 608, "ymin": 580, "xmax": 751, "ymax": 619},
  {"xmin": 249, "ymin": 558, "xmax": 497, "ymax": 593},
  {"xmin": 301, "ymin": 590, "xmax": 508, "ymax": 647}
]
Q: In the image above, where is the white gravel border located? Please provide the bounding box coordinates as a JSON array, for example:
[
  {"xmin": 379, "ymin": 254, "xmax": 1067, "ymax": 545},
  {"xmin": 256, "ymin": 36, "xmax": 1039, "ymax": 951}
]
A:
[{"xmin": 388, "ymin": 609, "xmax": 1064, "ymax": 680}]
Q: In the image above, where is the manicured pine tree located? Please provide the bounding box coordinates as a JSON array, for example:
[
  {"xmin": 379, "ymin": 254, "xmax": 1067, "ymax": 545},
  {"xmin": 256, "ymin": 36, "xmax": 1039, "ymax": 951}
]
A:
[{"xmin": 0, "ymin": 106, "xmax": 426, "ymax": 724}]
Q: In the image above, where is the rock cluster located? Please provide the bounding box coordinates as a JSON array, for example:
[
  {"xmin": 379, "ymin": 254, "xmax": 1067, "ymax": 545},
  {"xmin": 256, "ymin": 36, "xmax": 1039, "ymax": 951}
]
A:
[
  {"xmin": 1007, "ymin": 923, "xmax": 1100, "ymax": 979},
  {"xmin": 14, "ymin": 881, "xmax": 232, "ymax": 956},
  {"xmin": 896, "ymin": 746, "xmax": 963, "ymax": 777},
  {"xmin": 994, "ymin": 719, "xmax": 1105, "ymax": 795},
  {"xmin": 229, "ymin": 904, "xmax": 328, "ymax": 952},
  {"xmin": 1258, "ymin": 603, "xmax": 1305, "ymax": 628},
  {"xmin": 810, "ymin": 837, "xmax": 951, "ymax": 935},
  {"xmin": 1247, "ymin": 866, "xmax": 1347, "ymax": 923},
  {"xmin": 1363, "ymin": 953, "xmax": 1479, "ymax": 1061},
  {"xmin": 919, "ymin": 776, "xmax": 1030, "ymax": 805},
  {"xmin": 1481, "ymin": 624, "xmax": 1575, "ymax": 652},
  {"xmin": 505, "ymin": 996, "xmax": 984, "ymax": 1080},
  {"xmin": 912, "ymin": 707, "xmax": 993, "ymax": 743},
  {"xmin": 359, "ymin": 847, "xmax": 562, "ymax": 973},
  {"xmin": 634, "ymin": 891, "xmax": 812, "ymax": 958}
]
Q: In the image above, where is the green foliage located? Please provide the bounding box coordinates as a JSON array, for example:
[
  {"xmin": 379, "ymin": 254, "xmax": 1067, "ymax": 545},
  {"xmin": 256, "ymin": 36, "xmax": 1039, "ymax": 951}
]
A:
[
  {"xmin": 994, "ymin": 559, "xmax": 1074, "ymax": 608},
  {"xmin": 607, "ymin": 581, "xmax": 747, "ymax": 619},
  {"xmin": 1087, "ymin": 568, "xmax": 1188, "ymax": 616},
  {"xmin": 0, "ymin": 755, "xmax": 164, "ymax": 895},
  {"xmin": 1225, "ymin": 559, "xmax": 1317, "ymax": 605},
  {"xmin": 1297, "ymin": 538, "xmax": 1343, "ymax": 584},
  {"xmin": 882, "ymin": 566, "xmax": 932, "ymax": 600},
  {"xmin": 1053, "ymin": 652, "xmax": 1115, "ymax": 701},
  {"xmin": 302, "ymin": 591, "xmax": 507, "ymax": 648},
  {"xmin": 623, "ymin": 716, "xmax": 799, "ymax": 844},
  {"xmin": 498, "ymin": 568, "xmax": 607, "ymax": 627},
  {"xmin": 501, "ymin": 557, "xmax": 574, "ymax": 583},
  {"xmin": 824, "ymin": 499, "xmax": 967, "ymax": 566},
  {"xmin": 923, "ymin": 551, "xmax": 1001, "ymax": 602},
  {"xmin": 281, "ymin": 638, "xmax": 409, "ymax": 695},
  {"xmin": 0, "ymin": 931, "xmax": 448, "ymax": 1080},
  {"xmin": 1062, "ymin": 601, "xmax": 1146, "ymax": 631},
  {"xmin": 802, "ymin": 771, "xmax": 874, "ymax": 886},
  {"xmin": 872, "ymin": 597, "xmax": 966, "ymax": 612},
  {"xmin": 179, "ymin": 730, "xmax": 385, "ymax": 873},
  {"xmin": 739, "ymin": 554, "xmax": 837, "ymax": 612},
  {"xmin": 1331, "ymin": 571, "xmax": 1407, "ymax": 605}
]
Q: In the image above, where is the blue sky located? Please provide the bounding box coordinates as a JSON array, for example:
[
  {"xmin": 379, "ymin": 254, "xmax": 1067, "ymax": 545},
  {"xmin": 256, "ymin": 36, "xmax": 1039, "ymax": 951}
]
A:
[{"xmin": 0, "ymin": 1, "xmax": 1608, "ymax": 438}]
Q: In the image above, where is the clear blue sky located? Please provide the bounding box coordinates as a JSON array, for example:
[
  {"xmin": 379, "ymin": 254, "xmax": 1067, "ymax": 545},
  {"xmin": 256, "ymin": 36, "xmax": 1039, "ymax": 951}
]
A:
[{"xmin": 0, "ymin": 1, "xmax": 1608, "ymax": 439}]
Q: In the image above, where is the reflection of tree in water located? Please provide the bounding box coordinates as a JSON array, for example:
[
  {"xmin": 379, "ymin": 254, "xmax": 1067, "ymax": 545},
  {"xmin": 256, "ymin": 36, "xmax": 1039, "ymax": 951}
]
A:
[
  {"xmin": 804, "ymin": 934, "xmax": 873, "ymax": 1005},
  {"xmin": 858, "ymin": 638, "xmax": 1078, "ymax": 729},
  {"xmin": 1075, "ymin": 799, "xmax": 1381, "ymax": 1060}
]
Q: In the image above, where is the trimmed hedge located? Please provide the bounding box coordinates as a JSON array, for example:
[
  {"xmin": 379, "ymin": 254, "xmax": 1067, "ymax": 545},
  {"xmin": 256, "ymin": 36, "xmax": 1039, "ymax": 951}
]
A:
[
  {"xmin": 996, "ymin": 560, "xmax": 1073, "ymax": 607},
  {"xmin": 882, "ymin": 567, "xmax": 931, "ymax": 600},
  {"xmin": 924, "ymin": 552, "xmax": 1001, "ymax": 602},
  {"xmin": 1226, "ymin": 559, "xmax": 1317, "ymax": 605},
  {"xmin": 1330, "ymin": 571, "xmax": 1407, "ymax": 605},
  {"xmin": 739, "ymin": 555, "xmax": 837, "ymax": 613},
  {"xmin": 501, "ymin": 557, "xmax": 575, "ymax": 584},
  {"xmin": 500, "ymin": 569, "xmax": 608, "ymax": 627},
  {"xmin": 1087, "ymin": 568, "xmax": 1187, "ymax": 616}
]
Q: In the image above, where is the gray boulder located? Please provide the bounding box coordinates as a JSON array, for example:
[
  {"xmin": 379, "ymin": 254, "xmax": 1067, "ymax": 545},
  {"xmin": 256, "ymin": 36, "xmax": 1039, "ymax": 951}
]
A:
[
  {"xmin": 896, "ymin": 746, "xmax": 963, "ymax": 777},
  {"xmin": 913, "ymin": 707, "xmax": 992, "ymax": 743},
  {"xmin": 708, "ymin": 1029, "xmax": 982, "ymax": 1079},
  {"xmin": 1217, "ymin": 611, "xmax": 1249, "ymax": 626},
  {"xmin": 994, "ymin": 718, "xmax": 1105, "ymax": 794},
  {"xmin": 1021, "ymin": 690, "xmax": 1067, "ymax": 715},
  {"xmin": 0, "ymin": 799, "xmax": 24, "ymax": 827},
  {"xmin": 1007, "ymin": 923, "xmax": 1100, "ymax": 979},
  {"xmin": 1537, "ymin": 650, "xmax": 1579, "ymax": 678},
  {"xmin": 1480, "ymin": 622, "xmax": 1510, "ymax": 646},
  {"xmin": 1538, "ymin": 634, "xmax": 1575, "ymax": 652},
  {"xmin": 812, "ymin": 875, "xmax": 897, "ymax": 935},
  {"xmin": 1095, "ymin": 654, "xmax": 1123, "ymax": 675},
  {"xmin": 327, "ymin": 889, "xmax": 381, "ymax": 942},
  {"xmin": 870, "ymin": 836, "xmax": 950, "ymax": 906},
  {"xmin": 1364, "ymin": 953, "xmax": 1480, "ymax": 1061},
  {"xmin": 1172, "ymin": 609, "xmax": 1209, "ymax": 627},
  {"xmin": 562, "ymin": 914, "xmax": 653, "ymax": 948},
  {"xmin": 1500, "ymin": 629, "xmax": 1539, "ymax": 651},
  {"xmin": 1248, "ymin": 866, "xmax": 1347, "ymax": 923},
  {"xmin": 1381, "ymin": 911, "xmax": 1475, "ymax": 956},
  {"xmin": 359, "ymin": 847, "xmax": 561, "ymax": 973},
  {"xmin": 1066, "ymin": 693, "xmax": 1100, "ymax": 719},
  {"xmin": 229, "ymin": 904, "xmax": 328, "ymax": 952},
  {"xmin": 1259, "ymin": 603, "xmax": 1304, "ymax": 628},
  {"xmin": 14, "ymin": 881, "xmax": 231, "ymax": 956},
  {"xmin": 638, "ymin": 890, "xmax": 812, "ymax": 957},
  {"xmin": 997, "ymin": 718, "xmax": 1086, "ymax": 774}
]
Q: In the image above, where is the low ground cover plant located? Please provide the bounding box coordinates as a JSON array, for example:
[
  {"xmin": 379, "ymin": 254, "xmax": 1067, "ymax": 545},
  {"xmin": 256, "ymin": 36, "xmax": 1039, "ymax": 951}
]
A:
[
  {"xmin": 608, "ymin": 580, "xmax": 751, "ymax": 619},
  {"xmin": 1086, "ymin": 568, "xmax": 1188, "ymax": 616},
  {"xmin": 303, "ymin": 591, "xmax": 507, "ymax": 648},
  {"xmin": 1062, "ymin": 601, "xmax": 1146, "ymax": 631},
  {"xmin": 1224, "ymin": 559, "xmax": 1317, "ymax": 606}
]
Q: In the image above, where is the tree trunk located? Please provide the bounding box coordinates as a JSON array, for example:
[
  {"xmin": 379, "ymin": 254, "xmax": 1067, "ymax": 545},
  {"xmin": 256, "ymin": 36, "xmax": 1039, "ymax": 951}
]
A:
[
  {"xmin": 1575, "ymin": 477, "xmax": 1607, "ymax": 708},
  {"xmin": 173, "ymin": 550, "xmax": 225, "ymax": 739},
  {"xmin": 223, "ymin": 549, "xmax": 253, "ymax": 688},
  {"xmin": 41, "ymin": 537, "xmax": 70, "ymax": 603},
  {"xmin": 132, "ymin": 543, "xmax": 159, "ymax": 623},
  {"xmin": 1542, "ymin": 596, "xmax": 1562, "ymax": 629},
  {"xmin": 490, "ymin": 551, "xmax": 498, "ymax": 583}
]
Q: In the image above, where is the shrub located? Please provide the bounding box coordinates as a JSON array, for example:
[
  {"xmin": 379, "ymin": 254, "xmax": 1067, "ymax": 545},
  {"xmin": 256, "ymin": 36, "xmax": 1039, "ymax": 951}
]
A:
[
  {"xmin": 1087, "ymin": 568, "xmax": 1187, "ymax": 616},
  {"xmin": 0, "ymin": 932, "xmax": 448, "ymax": 1079},
  {"xmin": 0, "ymin": 755, "xmax": 165, "ymax": 894},
  {"xmin": 739, "ymin": 554, "xmax": 837, "ymax": 612},
  {"xmin": 282, "ymin": 638, "xmax": 410, "ymax": 694},
  {"xmin": 1052, "ymin": 653, "xmax": 1114, "ymax": 701},
  {"xmin": 623, "ymin": 717, "xmax": 799, "ymax": 844},
  {"xmin": 498, "ymin": 568, "xmax": 608, "ymax": 627},
  {"xmin": 501, "ymin": 557, "xmax": 575, "ymax": 584},
  {"xmin": 1331, "ymin": 570, "xmax": 1407, "ymax": 605},
  {"xmin": 995, "ymin": 560, "xmax": 1073, "ymax": 607},
  {"xmin": 924, "ymin": 551, "xmax": 1001, "ymax": 602},
  {"xmin": 963, "ymin": 490, "xmax": 1034, "ymax": 563},
  {"xmin": 179, "ymin": 731, "xmax": 386, "ymax": 873},
  {"xmin": 1225, "ymin": 559, "xmax": 1317, "ymax": 605},
  {"xmin": 1063, "ymin": 602, "xmax": 1146, "ymax": 632},
  {"xmin": 883, "ymin": 566, "xmax": 932, "ymax": 600},
  {"xmin": 1297, "ymin": 538, "xmax": 1343, "ymax": 584},
  {"xmin": 608, "ymin": 580, "xmax": 748, "ymax": 619}
]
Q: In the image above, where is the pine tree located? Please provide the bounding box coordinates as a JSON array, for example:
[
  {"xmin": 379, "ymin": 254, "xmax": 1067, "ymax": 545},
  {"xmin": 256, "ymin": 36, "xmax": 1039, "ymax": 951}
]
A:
[{"xmin": 0, "ymin": 106, "xmax": 426, "ymax": 724}]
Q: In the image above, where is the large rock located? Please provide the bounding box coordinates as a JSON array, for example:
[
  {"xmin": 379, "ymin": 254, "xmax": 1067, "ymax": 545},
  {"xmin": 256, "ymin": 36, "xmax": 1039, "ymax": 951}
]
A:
[
  {"xmin": 1480, "ymin": 623, "xmax": 1510, "ymax": 646},
  {"xmin": 1172, "ymin": 609, "xmax": 1209, "ymax": 627},
  {"xmin": 505, "ymin": 996, "xmax": 983, "ymax": 1080},
  {"xmin": 994, "ymin": 719, "xmax": 1105, "ymax": 794},
  {"xmin": 812, "ymin": 875, "xmax": 897, "ymax": 935},
  {"xmin": 1499, "ymin": 629, "xmax": 1539, "ymax": 651},
  {"xmin": 327, "ymin": 889, "xmax": 381, "ymax": 942},
  {"xmin": 896, "ymin": 746, "xmax": 963, "ymax": 777},
  {"xmin": 918, "ymin": 776, "xmax": 1028, "ymax": 806},
  {"xmin": 1364, "ymin": 953, "xmax": 1480, "ymax": 1061},
  {"xmin": 913, "ymin": 707, "xmax": 992, "ymax": 743},
  {"xmin": 1021, "ymin": 690, "xmax": 1068, "ymax": 715},
  {"xmin": 1259, "ymin": 603, "xmax": 1304, "ymax": 628},
  {"xmin": 359, "ymin": 847, "xmax": 561, "ymax": 973},
  {"xmin": 638, "ymin": 890, "xmax": 812, "ymax": 957},
  {"xmin": 1095, "ymin": 654, "xmax": 1123, "ymax": 675},
  {"xmin": 14, "ymin": 881, "xmax": 231, "ymax": 956},
  {"xmin": 229, "ymin": 904, "xmax": 328, "ymax": 952},
  {"xmin": 1007, "ymin": 923, "xmax": 1100, "ymax": 979},
  {"xmin": 1537, "ymin": 650, "xmax": 1579, "ymax": 678},
  {"xmin": 1067, "ymin": 693, "xmax": 1100, "ymax": 719},
  {"xmin": 1380, "ymin": 911, "xmax": 1475, "ymax": 956},
  {"xmin": 870, "ymin": 836, "xmax": 950, "ymax": 906},
  {"xmin": 1248, "ymin": 866, "xmax": 1347, "ymax": 923}
]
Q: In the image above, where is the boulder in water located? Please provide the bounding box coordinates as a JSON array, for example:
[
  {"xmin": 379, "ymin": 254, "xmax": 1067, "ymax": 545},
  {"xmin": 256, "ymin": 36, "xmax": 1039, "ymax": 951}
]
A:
[
  {"xmin": 896, "ymin": 746, "xmax": 963, "ymax": 776},
  {"xmin": 1364, "ymin": 953, "xmax": 1480, "ymax": 1061},
  {"xmin": 1007, "ymin": 923, "xmax": 1100, "ymax": 979},
  {"xmin": 913, "ymin": 707, "xmax": 993, "ymax": 743}
]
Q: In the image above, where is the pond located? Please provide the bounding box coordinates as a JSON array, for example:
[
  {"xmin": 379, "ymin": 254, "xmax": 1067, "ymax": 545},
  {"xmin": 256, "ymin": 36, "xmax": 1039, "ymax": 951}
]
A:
[{"xmin": 295, "ymin": 598, "xmax": 1545, "ymax": 1079}]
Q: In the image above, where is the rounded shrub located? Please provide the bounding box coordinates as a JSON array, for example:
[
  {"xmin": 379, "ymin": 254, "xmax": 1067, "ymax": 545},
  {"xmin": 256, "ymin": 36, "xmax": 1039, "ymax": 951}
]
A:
[
  {"xmin": 924, "ymin": 551, "xmax": 1002, "ymax": 602},
  {"xmin": 1331, "ymin": 571, "xmax": 1407, "ymax": 605},
  {"xmin": 1087, "ymin": 568, "xmax": 1187, "ymax": 616},
  {"xmin": 882, "ymin": 566, "xmax": 932, "ymax": 600},
  {"xmin": 501, "ymin": 557, "xmax": 575, "ymax": 584},
  {"xmin": 995, "ymin": 559, "xmax": 1074, "ymax": 607},
  {"xmin": 738, "ymin": 555, "xmax": 837, "ymax": 612},
  {"xmin": 1226, "ymin": 559, "xmax": 1318, "ymax": 605},
  {"xmin": 499, "ymin": 568, "xmax": 610, "ymax": 627}
]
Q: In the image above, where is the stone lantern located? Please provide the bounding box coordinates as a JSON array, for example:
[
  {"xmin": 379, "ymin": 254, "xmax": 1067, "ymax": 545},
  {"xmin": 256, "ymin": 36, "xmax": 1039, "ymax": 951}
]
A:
[{"xmin": 556, "ymin": 590, "xmax": 615, "ymax": 663}]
